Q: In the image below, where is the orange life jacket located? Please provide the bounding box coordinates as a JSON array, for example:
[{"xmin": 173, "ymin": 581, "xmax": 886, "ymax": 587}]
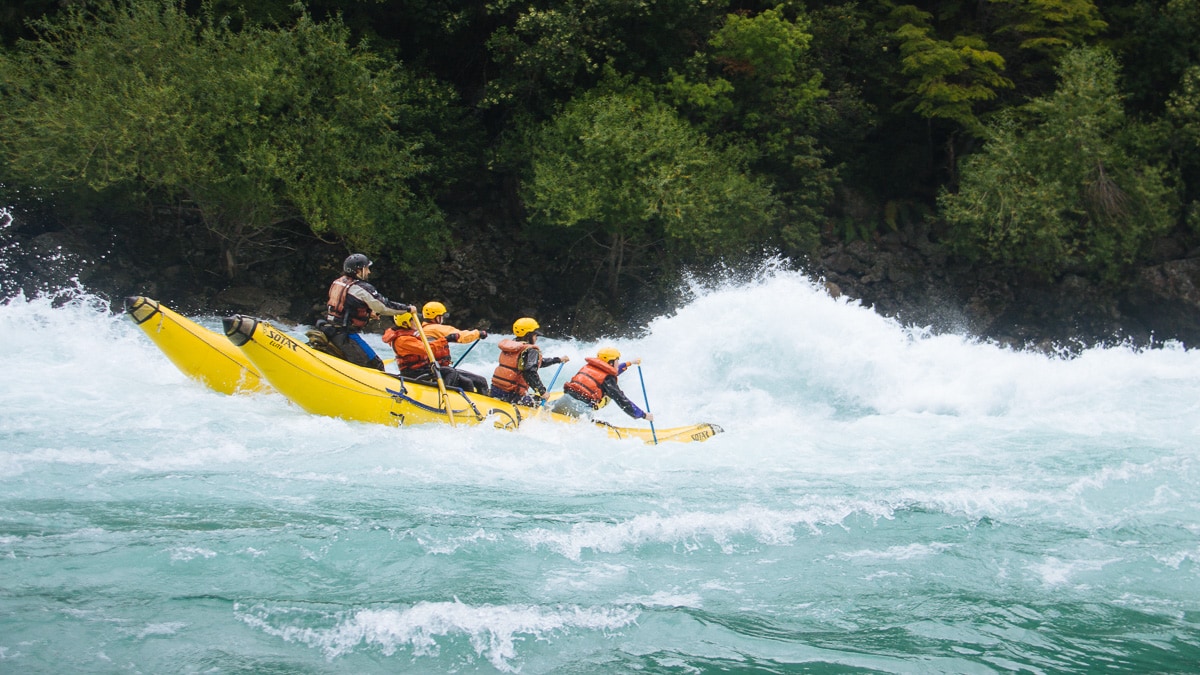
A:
[
  {"xmin": 491, "ymin": 339, "xmax": 539, "ymax": 394},
  {"xmin": 382, "ymin": 328, "xmax": 450, "ymax": 372},
  {"xmin": 427, "ymin": 333, "xmax": 452, "ymax": 366},
  {"xmin": 326, "ymin": 275, "xmax": 370, "ymax": 328},
  {"xmin": 564, "ymin": 357, "xmax": 618, "ymax": 406}
]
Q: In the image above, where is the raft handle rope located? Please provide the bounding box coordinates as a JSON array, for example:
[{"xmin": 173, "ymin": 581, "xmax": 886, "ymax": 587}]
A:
[{"xmin": 386, "ymin": 384, "xmax": 483, "ymax": 421}]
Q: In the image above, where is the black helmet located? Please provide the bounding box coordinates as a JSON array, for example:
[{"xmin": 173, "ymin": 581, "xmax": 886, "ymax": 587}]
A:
[{"xmin": 343, "ymin": 253, "xmax": 372, "ymax": 275}]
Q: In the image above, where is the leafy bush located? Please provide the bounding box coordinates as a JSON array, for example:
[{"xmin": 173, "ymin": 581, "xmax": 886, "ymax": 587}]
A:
[{"xmin": 939, "ymin": 47, "xmax": 1178, "ymax": 282}]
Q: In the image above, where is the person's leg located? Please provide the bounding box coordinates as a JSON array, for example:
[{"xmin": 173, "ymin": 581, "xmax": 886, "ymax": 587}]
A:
[
  {"xmin": 438, "ymin": 367, "xmax": 467, "ymax": 391},
  {"xmin": 348, "ymin": 333, "xmax": 384, "ymax": 370},
  {"xmin": 400, "ymin": 369, "xmax": 434, "ymax": 383},
  {"xmin": 550, "ymin": 395, "xmax": 591, "ymax": 418},
  {"xmin": 458, "ymin": 369, "xmax": 489, "ymax": 394},
  {"xmin": 489, "ymin": 386, "xmax": 515, "ymax": 403},
  {"xmin": 331, "ymin": 331, "xmax": 384, "ymax": 370},
  {"xmin": 329, "ymin": 331, "xmax": 366, "ymax": 366}
]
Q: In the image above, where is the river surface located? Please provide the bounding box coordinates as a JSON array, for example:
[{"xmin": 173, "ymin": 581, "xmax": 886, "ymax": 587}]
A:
[{"xmin": 2, "ymin": 262, "xmax": 1199, "ymax": 673}]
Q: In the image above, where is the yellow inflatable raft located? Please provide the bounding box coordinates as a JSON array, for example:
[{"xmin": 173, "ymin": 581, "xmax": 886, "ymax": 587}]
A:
[
  {"xmin": 123, "ymin": 296, "xmax": 720, "ymax": 443},
  {"xmin": 124, "ymin": 296, "xmax": 268, "ymax": 395},
  {"xmin": 222, "ymin": 314, "xmax": 721, "ymax": 444}
]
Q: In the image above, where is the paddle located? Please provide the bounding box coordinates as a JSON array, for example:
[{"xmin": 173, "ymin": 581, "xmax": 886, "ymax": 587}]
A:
[
  {"xmin": 540, "ymin": 362, "xmax": 565, "ymax": 407},
  {"xmin": 452, "ymin": 338, "xmax": 479, "ymax": 368},
  {"xmin": 413, "ymin": 317, "xmax": 456, "ymax": 427},
  {"xmin": 636, "ymin": 364, "xmax": 658, "ymax": 445}
]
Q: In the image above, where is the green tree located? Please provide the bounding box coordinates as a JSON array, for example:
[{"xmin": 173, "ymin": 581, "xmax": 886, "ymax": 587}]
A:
[
  {"xmin": 483, "ymin": 0, "xmax": 723, "ymax": 114},
  {"xmin": 663, "ymin": 4, "xmax": 831, "ymax": 253},
  {"xmin": 1110, "ymin": 0, "xmax": 1200, "ymax": 114},
  {"xmin": 890, "ymin": 4, "xmax": 1013, "ymax": 137},
  {"xmin": 940, "ymin": 47, "xmax": 1177, "ymax": 281},
  {"xmin": 989, "ymin": 0, "xmax": 1106, "ymax": 58},
  {"xmin": 986, "ymin": 0, "xmax": 1106, "ymax": 95},
  {"xmin": 1166, "ymin": 64, "xmax": 1200, "ymax": 234},
  {"xmin": 524, "ymin": 83, "xmax": 777, "ymax": 299},
  {"xmin": 0, "ymin": 0, "xmax": 463, "ymax": 277}
]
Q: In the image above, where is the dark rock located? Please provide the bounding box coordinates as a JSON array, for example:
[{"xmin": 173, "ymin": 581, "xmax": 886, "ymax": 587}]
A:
[
  {"xmin": 7, "ymin": 198, "xmax": 1200, "ymax": 350},
  {"xmin": 214, "ymin": 286, "xmax": 292, "ymax": 321}
]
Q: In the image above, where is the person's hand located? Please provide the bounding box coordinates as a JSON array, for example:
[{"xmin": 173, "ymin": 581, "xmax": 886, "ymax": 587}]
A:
[
  {"xmin": 537, "ymin": 387, "xmax": 548, "ymax": 397},
  {"xmin": 643, "ymin": 412, "xmax": 654, "ymax": 422},
  {"xmin": 560, "ymin": 355, "xmax": 570, "ymax": 363},
  {"xmin": 447, "ymin": 333, "xmax": 460, "ymax": 342},
  {"xmin": 408, "ymin": 305, "xmax": 418, "ymax": 314},
  {"xmin": 478, "ymin": 330, "xmax": 488, "ymax": 339},
  {"xmin": 631, "ymin": 358, "xmax": 642, "ymax": 365}
]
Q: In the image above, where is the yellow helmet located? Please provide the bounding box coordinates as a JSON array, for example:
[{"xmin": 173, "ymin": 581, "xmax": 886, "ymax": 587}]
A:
[
  {"xmin": 393, "ymin": 312, "xmax": 415, "ymax": 328},
  {"xmin": 597, "ymin": 346, "xmax": 621, "ymax": 362},
  {"xmin": 422, "ymin": 301, "xmax": 447, "ymax": 320},
  {"xmin": 513, "ymin": 317, "xmax": 540, "ymax": 338}
]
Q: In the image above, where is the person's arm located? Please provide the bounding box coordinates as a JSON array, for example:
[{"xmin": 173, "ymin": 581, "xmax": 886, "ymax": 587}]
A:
[
  {"xmin": 516, "ymin": 346, "xmax": 544, "ymax": 393},
  {"xmin": 348, "ymin": 282, "xmax": 413, "ymax": 315},
  {"xmin": 447, "ymin": 327, "xmax": 485, "ymax": 343},
  {"xmin": 424, "ymin": 323, "xmax": 488, "ymax": 343},
  {"xmin": 524, "ymin": 368, "xmax": 546, "ymax": 395},
  {"xmin": 600, "ymin": 377, "xmax": 646, "ymax": 419},
  {"xmin": 421, "ymin": 323, "xmax": 453, "ymax": 339}
]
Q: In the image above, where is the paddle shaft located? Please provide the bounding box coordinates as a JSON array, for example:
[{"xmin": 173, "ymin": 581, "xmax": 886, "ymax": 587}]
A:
[
  {"xmin": 636, "ymin": 364, "xmax": 658, "ymax": 445},
  {"xmin": 452, "ymin": 339, "xmax": 479, "ymax": 368},
  {"xmin": 413, "ymin": 318, "xmax": 456, "ymax": 426},
  {"xmin": 540, "ymin": 362, "xmax": 565, "ymax": 407}
]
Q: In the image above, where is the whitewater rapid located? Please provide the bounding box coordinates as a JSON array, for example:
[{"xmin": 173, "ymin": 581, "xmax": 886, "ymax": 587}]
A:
[{"xmin": 2, "ymin": 263, "xmax": 1199, "ymax": 673}]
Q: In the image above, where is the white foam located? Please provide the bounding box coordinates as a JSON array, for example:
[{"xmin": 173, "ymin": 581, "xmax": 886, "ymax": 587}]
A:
[
  {"xmin": 135, "ymin": 622, "xmax": 187, "ymax": 639},
  {"xmin": 168, "ymin": 546, "xmax": 218, "ymax": 562},
  {"xmin": 1028, "ymin": 555, "xmax": 1122, "ymax": 586},
  {"xmin": 237, "ymin": 600, "xmax": 638, "ymax": 671},
  {"xmin": 835, "ymin": 542, "xmax": 954, "ymax": 561},
  {"xmin": 519, "ymin": 501, "xmax": 896, "ymax": 561}
]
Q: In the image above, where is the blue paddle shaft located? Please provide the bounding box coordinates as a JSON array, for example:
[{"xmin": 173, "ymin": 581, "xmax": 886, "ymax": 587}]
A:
[
  {"xmin": 637, "ymin": 365, "xmax": 658, "ymax": 445},
  {"xmin": 452, "ymin": 339, "xmax": 479, "ymax": 368},
  {"xmin": 541, "ymin": 362, "xmax": 565, "ymax": 407}
]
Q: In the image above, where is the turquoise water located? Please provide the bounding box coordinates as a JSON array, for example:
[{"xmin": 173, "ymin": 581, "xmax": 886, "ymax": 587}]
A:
[{"xmin": 2, "ymin": 268, "xmax": 1199, "ymax": 673}]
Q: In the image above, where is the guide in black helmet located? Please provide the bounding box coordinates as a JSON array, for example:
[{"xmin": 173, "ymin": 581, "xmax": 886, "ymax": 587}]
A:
[{"xmin": 319, "ymin": 253, "xmax": 415, "ymax": 371}]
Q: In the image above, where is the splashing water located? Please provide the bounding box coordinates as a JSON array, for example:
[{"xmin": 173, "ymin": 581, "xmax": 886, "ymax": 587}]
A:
[{"xmin": 2, "ymin": 264, "xmax": 1199, "ymax": 672}]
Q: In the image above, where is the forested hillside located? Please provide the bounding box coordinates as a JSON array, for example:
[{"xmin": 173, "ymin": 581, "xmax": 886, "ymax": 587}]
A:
[{"xmin": 3, "ymin": 0, "xmax": 1199, "ymax": 344}]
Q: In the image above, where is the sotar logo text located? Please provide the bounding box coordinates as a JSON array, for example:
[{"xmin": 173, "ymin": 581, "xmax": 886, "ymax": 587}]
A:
[{"xmin": 265, "ymin": 327, "xmax": 299, "ymax": 352}]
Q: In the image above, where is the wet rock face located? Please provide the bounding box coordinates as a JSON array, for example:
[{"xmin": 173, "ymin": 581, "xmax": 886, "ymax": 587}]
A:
[
  {"xmin": 1120, "ymin": 258, "xmax": 1200, "ymax": 344},
  {"xmin": 213, "ymin": 286, "xmax": 293, "ymax": 320},
  {"xmin": 1136, "ymin": 258, "xmax": 1200, "ymax": 308},
  {"xmin": 815, "ymin": 228, "xmax": 1200, "ymax": 350},
  {"xmin": 7, "ymin": 201, "xmax": 1200, "ymax": 348}
]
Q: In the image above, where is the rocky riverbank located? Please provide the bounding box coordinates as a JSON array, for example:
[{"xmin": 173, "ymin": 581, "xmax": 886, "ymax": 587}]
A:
[
  {"xmin": 813, "ymin": 223, "xmax": 1200, "ymax": 351},
  {"xmin": 5, "ymin": 206, "xmax": 1200, "ymax": 351}
]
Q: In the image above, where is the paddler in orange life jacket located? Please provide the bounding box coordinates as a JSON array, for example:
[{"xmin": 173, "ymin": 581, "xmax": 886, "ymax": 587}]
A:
[
  {"xmin": 382, "ymin": 310, "xmax": 490, "ymax": 394},
  {"xmin": 550, "ymin": 346, "xmax": 654, "ymax": 422},
  {"xmin": 320, "ymin": 253, "xmax": 415, "ymax": 371},
  {"xmin": 415, "ymin": 301, "xmax": 490, "ymax": 393},
  {"xmin": 489, "ymin": 317, "xmax": 570, "ymax": 406}
]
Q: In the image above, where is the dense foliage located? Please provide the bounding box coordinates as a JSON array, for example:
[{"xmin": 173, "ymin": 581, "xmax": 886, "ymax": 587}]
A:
[
  {"xmin": 940, "ymin": 47, "xmax": 1177, "ymax": 281},
  {"xmin": 0, "ymin": 2, "xmax": 466, "ymax": 278},
  {"xmin": 2, "ymin": 0, "xmax": 1199, "ymax": 310}
]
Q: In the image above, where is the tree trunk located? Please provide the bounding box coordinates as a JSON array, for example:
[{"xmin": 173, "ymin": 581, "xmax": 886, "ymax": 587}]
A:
[{"xmin": 607, "ymin": 230, "xmax": 626, "ymax": 299}]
